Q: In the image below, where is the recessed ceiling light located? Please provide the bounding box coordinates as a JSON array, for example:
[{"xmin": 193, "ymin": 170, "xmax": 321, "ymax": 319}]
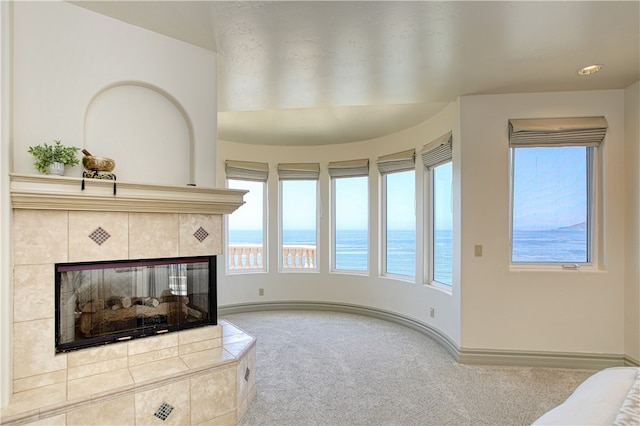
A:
[{"xmin": 577, "ymin": 64, "xmax": 604, "ymax": 76}]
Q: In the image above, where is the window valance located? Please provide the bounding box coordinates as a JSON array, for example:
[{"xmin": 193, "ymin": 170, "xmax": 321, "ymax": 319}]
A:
[
  {"xmin": 420, "ymin": 131, "xmax": 452, "ymax": 169},
  {"xmin": 328, "ymin": 158, "xmax": 369, "ymax": 178},
  {"xmin": 376, "ymin": 149, "xmax": 415, "ymax": 174},
  {"xmin": 508, "ymin": 116, "xmax": 608, "ymax": 147},
  {"xmin": 277, "ymin": 163, "xmax": 320, "ymax": 180},
  {"xmin": 225, "ymin": 160, "xmax": 269, "ymax": 182}
]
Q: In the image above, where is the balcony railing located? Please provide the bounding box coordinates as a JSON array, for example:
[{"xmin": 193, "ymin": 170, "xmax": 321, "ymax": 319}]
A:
[{"xmin": 228, "ymin": 244, "xmax": 316, "ymax": 270}]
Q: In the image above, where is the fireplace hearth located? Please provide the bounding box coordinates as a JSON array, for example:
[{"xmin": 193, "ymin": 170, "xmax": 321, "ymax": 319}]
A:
[
  {"xmin": 6, "ymin": 174, "xmax": 255, "ymax": 426},
  {"xmin": 56, "ymin": 255, "xmax": 216, "ymax": 352}
]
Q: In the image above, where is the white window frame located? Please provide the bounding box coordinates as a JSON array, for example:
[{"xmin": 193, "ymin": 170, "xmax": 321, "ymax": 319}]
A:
[
  {"xmin": 425, "ymin": 160, "xmax": 453, "ymax": 288},
  {"xmin": 508, "ymin": 146, "xmax": 600, "ymax": 270},
  {"xmin": 331, "ymin": 175, "xmax": 369, "ymax": 275},
  {"xmin": 278, "ymin": 178, "xmax": 320, "ymax": 273},
  {"xmin": 380, "ymin": 169, "xmax": 416, "ymax": 280},
  {"xmin": 421, "ymin": 132, "xmax": 453, "ymax": 288},
  {"xmin": 225, "ymin": 178, "xmax": 268, "ymax": 274}
]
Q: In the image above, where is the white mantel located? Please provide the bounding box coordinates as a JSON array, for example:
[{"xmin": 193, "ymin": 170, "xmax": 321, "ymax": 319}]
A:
[{"xmin": 9, "ymin": 173, "xmax": 247, "ymax": 215}]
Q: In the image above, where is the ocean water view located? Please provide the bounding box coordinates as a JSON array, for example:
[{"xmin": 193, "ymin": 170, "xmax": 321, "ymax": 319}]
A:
[
  {"xmin": 229, "ymin": 228, "xmax": 587, "ymax": 284},
  {"xmin": 512, "ymin": 229, "xmax": 587, "ymax": 263},
  {"xmin": 229, "ymin": 229, "xmax": 450, "ymax": 284}
]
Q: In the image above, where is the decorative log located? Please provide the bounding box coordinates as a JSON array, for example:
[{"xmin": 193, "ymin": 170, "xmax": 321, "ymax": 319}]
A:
[
  {"xmin": 82, "ymin": 299, "xmax": 104, "ymax": 313},
  {"xmin": 79, "ymin": 302, "xmax": 176, "ymax": 336},
  {"xmin": 106, "ymin": 296, "xmax": 120, "ymax": 307},
  {"xmin": 144, "ymin": 297, "xmax": 159, "ymax": 308},
  {"xmin": 159, "ymin": 290, "xmax": 189, "ymax": 304},
  {"xmin": 79, "ymin": 311, "xmax": 103, "ymax": 335},
  {"xmin": 185, "ymin": 305, "xmax": 203, "ymax": 319}
]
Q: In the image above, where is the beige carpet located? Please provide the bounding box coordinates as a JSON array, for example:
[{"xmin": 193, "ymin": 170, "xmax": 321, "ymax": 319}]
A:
[{"xmin": 223, "ymin": 310, "xmax": 596, "ymax": 426}]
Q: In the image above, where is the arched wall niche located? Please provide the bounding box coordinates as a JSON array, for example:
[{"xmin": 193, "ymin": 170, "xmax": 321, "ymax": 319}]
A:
[{"xmin": 84, "ymin": 81, "xmax": 195, "ymax": 185}]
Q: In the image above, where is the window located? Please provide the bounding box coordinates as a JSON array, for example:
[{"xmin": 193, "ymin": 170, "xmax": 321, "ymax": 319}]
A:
[
  {"xmin": 225, "ymin": 160, "xmax": 269, "ymax": 272},
  {"xmin": 377, "ymin": 150, "xmax": 416, "ymax": 278},
  {"xmin": 329, "ymin": 159, "xmax": 369, "ymax": 272},
  {"xmin": 422, "ymin": 132, "xmax": 453, "ymax": 286},
  {"xmin": 432, "ymin": 163, "xmax": 453, "ymax": 284},
  {"xmin": 508, "ymin": 117, "xmax": 607, "ymax": 265},
  {"xmin": 278, "ymin": 163, "xmax": 320, "ymax": 270}
]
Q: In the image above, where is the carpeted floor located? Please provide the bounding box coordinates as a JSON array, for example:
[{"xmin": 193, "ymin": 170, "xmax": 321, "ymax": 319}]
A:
[{"xmin": 223, "ymin": 310, "xmax": 596, "ymax": 426}]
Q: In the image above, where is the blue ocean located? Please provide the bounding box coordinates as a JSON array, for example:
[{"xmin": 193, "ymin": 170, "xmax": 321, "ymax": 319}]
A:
[{"xmin": 229, "ymin": 229, "xmax": 587, "ymax": 285}]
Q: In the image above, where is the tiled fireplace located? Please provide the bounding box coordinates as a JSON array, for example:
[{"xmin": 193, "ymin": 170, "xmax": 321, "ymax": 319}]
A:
[{"xmin": 3, "ymin": 174, "xmax": 255, "ymax": 426}]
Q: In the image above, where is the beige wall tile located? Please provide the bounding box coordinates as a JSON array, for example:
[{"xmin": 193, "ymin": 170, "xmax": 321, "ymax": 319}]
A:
[
  {"xmin": 222, "ymin": 340, "xmax": 253, "ymax": 358},
  {"xmin": 67, "ymin": 341, "xmax": 128, "ymax": 367},
  {"xmin": 128, "ymin": 345, "xmax": 179, "ymax": 367},
  {"xmin": 195, "ymin": 410, "xmax": 237, "ymax": 426},
  {"xmin": 237, "ymin": 393, "xmax": 249, "ymax": 423},
  {"xmin": 13, "ymin": 369, "xmax": 67, "ymax": 393},
  {"xmin": 3, "ymin": 383, "xmax": 66, "ymax": 418},
  {"xmin": 13, "ymin": 264, "xmax": 54, "ymax": 322},
  {"xmin": 220, "ymin": 320, "xmax": 246, "ymax": 337},
  {"xmin": 135, "ymin": 380, "xmax": 191, "ymax": 426},
  {"xmin": 12, "ymin": 210, "xmax": 68, "ymax": 265},
  {"xmin": 24, "ymin": 413, "xmax": 66, "ymax": 426},
  {"xmin": 67, "ymin": 368, "xmax": 134, "ymax": 401},
  {"xmin": 236, "ymin": 353, "xmax": 249, "ymax": 410},
  {"xmin": 178, "ymin": 324, "xmax": 222, "ymax": 345},
  {"xmin": 179, "ymin": 214, "xmax": 222, "ymax": 256},
  {"xmin": 180, "ymin": 348, "xmax": 234, "ymax": 370},
  {"xmin": 67, "ymin": 356, "xmax": 129, "ymax": 381},
  {"xmin": 13, "ymin": 319, "xmax": 67, "ymax": 379},
  {"xmin": 128, "ymin": 332, "xmax": 178, "ymax": 356},
  {"xmin": 68, "ymin": 211, "xmax": 128, "ymax": 262},
  {"xmin": 190, "ymin": 366, "xmax": 236, "ymax": 425},
  {"xmin": 66, "ymin": 395, "xmax": 135, "ymax": 426},
  {"xmin": 223, "ymin": 332, "xmax": 253, "ymax": 346},
  {"xmin": 129, "ymin": 212, "xmax": 179, "ymax": 259},
  {"xmin": 236, "ymin": 345, "xmax": 256, "ymax": 421},
  {"xmin": 128, "ymin": 357, "xmax": 188, "ymax": 384},
  {"xmin": 179, "ymin": 338, "xmax": 221, "ymax": 356}
]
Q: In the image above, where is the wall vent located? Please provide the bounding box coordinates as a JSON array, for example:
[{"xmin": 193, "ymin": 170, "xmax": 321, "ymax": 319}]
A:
[{"xmin": 154, "ymin": 402, "xmax": 174, "ymax": 421}]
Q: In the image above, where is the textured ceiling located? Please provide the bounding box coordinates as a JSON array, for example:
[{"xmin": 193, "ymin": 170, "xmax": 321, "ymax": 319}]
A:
[{"xmin": 72, "ymin": 1, "xmax": 640, "ymax": 146}]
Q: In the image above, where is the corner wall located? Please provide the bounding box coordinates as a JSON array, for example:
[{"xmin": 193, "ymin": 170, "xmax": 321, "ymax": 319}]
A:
[
  {"xmin": 1, "ymin": 0, "xmax": 12, "ymax": 409},
  {"xmin": 624, "ymin": 81, "xmax": 640, "ymax": 364},
  {"xmin": 459, "ymin": 90, "xmax": 626, "ymax": 356}
]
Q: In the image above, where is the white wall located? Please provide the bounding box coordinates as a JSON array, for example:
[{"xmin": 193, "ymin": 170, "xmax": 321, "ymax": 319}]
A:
[
  {"xmin": 217, "ymin": 102, "xmax": 462, "ymax": 346},
  {"xmin": 1, "ymin": 0, "xmax": 12, "ymax": 409},
  {"xmin": 219, "ymin": 89, "xmax": 632, "ymax": 360},
  {"xmin": 624, "ymin": 81, "xmax": 640, "ymax": 364},
  {"xmin": 12, "ymin": 1, "xmax": 217, "ymax": 186},
  {"xmin": 459, "ymin": 90, "xmax": 626, "ymax": 355}
]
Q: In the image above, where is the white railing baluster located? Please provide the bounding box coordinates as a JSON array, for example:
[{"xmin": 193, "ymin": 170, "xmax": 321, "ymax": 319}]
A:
[{"xmin": 229, "ymin": 244, "xmax": 317, "ymax": 270}]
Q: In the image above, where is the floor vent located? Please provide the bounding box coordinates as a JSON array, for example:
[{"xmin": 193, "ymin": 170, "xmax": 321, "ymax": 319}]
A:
[{"xmin": 154, "ymin": 402, "xmax": 174, "ymax": 421}]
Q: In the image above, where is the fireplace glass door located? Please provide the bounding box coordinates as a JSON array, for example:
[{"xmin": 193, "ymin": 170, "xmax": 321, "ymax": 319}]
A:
[{"xmin": 56, "ymin": 256, "xmax": 216, "ymax": 352}]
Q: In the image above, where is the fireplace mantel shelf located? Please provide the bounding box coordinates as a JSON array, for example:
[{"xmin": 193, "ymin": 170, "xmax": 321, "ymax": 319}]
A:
[{"xmin": 10, "ymin": 173, "xmax": 247, "ymax": 215}]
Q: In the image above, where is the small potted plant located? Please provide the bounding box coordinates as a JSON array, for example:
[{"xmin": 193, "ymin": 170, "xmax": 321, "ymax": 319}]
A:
[{"xmin": 28, "ymin": 140, "xmax": 80, "ymax": 175}]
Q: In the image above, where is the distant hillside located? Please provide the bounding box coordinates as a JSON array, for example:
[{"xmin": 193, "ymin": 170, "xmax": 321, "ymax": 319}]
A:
[{"xmin": 557, "ymin": 221, "xmax": 587, "ymax": 231}]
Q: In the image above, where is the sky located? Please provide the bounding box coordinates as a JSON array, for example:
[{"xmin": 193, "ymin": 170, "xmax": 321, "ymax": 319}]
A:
[
  {"xmin": 229, "ymin": 147, "xmax": 585, "ymax": 235},
  {"xmin": 512, "ymin": 146, "xmax": 587, "ymax": 230},
  {"xmin": 228, "ymin": 167, "xmax": 451, "ymax": 232}
]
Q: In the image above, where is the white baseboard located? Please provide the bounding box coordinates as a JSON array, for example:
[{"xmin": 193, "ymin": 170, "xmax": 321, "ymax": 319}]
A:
[
  {"xmin": 458, "ymin": 348, "xmax": 625, "ymax": 370},
  {"xmin": 218, "ymin": 301, "xmax": 632, "ymax": 370}
]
